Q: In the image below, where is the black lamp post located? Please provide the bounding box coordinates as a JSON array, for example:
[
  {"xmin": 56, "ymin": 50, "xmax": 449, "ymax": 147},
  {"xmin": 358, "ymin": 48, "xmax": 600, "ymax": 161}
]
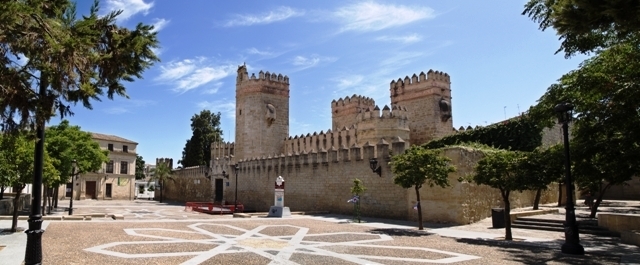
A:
[
  {"xmin": 233, "ymin": 164, "xmax": 239, "ymax": 213},
  {"xmin": 68, "ymin": 160, "xmax": 77, "ymax": 215},
  {"xmin": 555, "ymin": 103, "xmax": 584, "ymax": 255},
  {"xmin": 369, "ymin": 158, "xmax": 382, "ymax": 177}
]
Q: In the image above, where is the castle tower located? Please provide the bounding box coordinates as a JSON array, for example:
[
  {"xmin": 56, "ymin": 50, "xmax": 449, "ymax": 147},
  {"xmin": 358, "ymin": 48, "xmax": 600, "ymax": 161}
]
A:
[
  {"xmin": 331, "ymin": 94, "xmax": 375, "ymax": 131},
  {"xmin": 235, "ymin": 64, "xmax": 290, "ymax": 161},
  {"xmin": 389, "ymin": 70, "xmax": 453, "ymax": 145}
]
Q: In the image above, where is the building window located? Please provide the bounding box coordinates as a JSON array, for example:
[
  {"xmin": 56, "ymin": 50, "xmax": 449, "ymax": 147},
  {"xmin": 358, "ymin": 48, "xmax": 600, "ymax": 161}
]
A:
[
  {"xmin": 105, "ymin": 183, "xmax": 112, "ymax": 198},
  {"xmin": 108, "ymin": 144, "xmax": 113, "ymax": 151},
  {"xmin": 120, "ymin": 161, "xmax": 128, "ymax": 174},
  {"xmin": 106, "ymin": 160, "xmax": 114, "ymax": 173},
  {"xmin": 123, "ymin": 145, "xmax": 128, "ymax": 153},
  {"xmin": 65, "ymin": 183, "xmax": 72, "ymax": 197}
]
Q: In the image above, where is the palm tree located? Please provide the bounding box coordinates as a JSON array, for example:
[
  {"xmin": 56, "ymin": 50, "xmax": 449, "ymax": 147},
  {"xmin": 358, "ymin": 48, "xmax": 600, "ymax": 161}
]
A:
[{"xmin": 149, "ymin": 162, "xmax": 173, "ymax": 203}]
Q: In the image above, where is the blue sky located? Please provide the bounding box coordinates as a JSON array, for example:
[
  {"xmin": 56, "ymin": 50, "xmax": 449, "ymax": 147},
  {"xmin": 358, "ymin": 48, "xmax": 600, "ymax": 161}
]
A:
[{"xmin": 61, "ymin": 0, "xmax": 588, "ymax": 166}]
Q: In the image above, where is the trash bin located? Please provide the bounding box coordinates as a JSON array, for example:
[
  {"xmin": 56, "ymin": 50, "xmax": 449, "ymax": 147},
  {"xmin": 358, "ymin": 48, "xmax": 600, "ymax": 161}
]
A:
[{"xmin": 491, "ymin": 208, "xmax": 505, "ymax": 228}]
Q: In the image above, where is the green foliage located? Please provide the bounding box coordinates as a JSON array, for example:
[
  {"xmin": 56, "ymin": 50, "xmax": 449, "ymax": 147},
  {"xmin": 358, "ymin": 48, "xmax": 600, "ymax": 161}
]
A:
[
  {"xmin": 350, "ymin": 178, "xmax": 366, "ymax": 195},
  {"xmin": 390, "ymin": 146, "xmax": 455, "ymax": 230},
  {"xmin": 471, "ymin": 148, "xmax": 529, "ymax": 241},
  {"xmin": 530, "ymin": 41, "xmax": 640, "ymax": 217},
  {"xmin": 423, "ymin": 116, "xmax": 543, "ymax": 152},
  {"xmin": 149, "ymin": 161, "xmax": 172, "ymax": 203},
  {"xmin": 519, "ymin": 144, "xmax": 565, "ymax": 191},
  {"xmin": 472, "ymin": 149, "xmax": 529, "ymax": 194},
  {"xmin": 349, "ymin": 179, "xmax": 366, "ymax": 223},
  {"xmin": 135, "ymin": 154, "xmax": 146, "ymax": 180},
  {"xmin": 0, "ymin": 0, "xmax": 160, "ymax": 131},
  {"xmin": 179, "ymin": 110, "xmax": 223, "ymax": 167},
  {"xmin": 523, "ymin": 0, "xmax": 640, "ymax": 57},
  {"xmin": 45, "ymin": 120, "xmax": 108, "ymax": 186},
  {"xmin": 391, "ymin": 146, "xmax": 455, "ymax": 189}
]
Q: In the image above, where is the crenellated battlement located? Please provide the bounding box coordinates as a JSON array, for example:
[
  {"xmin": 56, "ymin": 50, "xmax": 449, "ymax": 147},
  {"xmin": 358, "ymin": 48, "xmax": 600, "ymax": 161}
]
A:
[
  {"xmin": 211, "ymin": 141, "xmax": 235, "ymax": 160},
  {"xmin": 237, "ymin": 64, "xmax": 289, "ymax": 85},
  {"xmin": 331, "ymin": 94, "xmax": 376, "ymax": 131},
  {"xmin": 356, "ymin": 105, "xmax": 410, "ymax": 145},
  {"xmin": 389, "ymin": 69, "xmax": 450, "ymax": 90},
  {"xmin": 240, "ymin": 137, "xmax": 408, "ymax": 170},
  {"xmin": 284, "ymin": 127, "xmax": 357, "ymax": 155}
]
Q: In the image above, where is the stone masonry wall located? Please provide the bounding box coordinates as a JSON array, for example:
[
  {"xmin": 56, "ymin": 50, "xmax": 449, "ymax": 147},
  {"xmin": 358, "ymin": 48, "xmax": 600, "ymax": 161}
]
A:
[{"xmin": 408, "ymin": 147, "xmax": 558, "ymax": 224}]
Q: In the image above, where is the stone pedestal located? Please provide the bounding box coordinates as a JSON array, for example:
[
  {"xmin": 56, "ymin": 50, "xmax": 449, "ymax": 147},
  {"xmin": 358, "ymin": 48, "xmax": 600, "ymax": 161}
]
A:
[{"xmin": 267, "ymin": 206, "xmax": 291, "ymax": 218}]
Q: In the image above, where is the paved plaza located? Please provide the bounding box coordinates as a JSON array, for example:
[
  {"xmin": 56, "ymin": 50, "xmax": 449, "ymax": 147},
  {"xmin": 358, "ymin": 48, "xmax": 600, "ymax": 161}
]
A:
[{"xmin": 1, "ymin": 200, "xmax": 639, "ymax": 264}]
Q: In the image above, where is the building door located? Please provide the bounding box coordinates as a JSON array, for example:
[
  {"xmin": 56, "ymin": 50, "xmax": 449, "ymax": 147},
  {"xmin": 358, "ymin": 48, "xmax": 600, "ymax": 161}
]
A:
[
  {"xmin": 86, "ymin": 181, "xmax": 96, "ymax": 199},
  {"xmin": 215, "ymin": 179, "xmax": 223, "ymax": 202},
  {"xmin": 105, "ymin": 183, "xmax": 112, "ymax": 198}
]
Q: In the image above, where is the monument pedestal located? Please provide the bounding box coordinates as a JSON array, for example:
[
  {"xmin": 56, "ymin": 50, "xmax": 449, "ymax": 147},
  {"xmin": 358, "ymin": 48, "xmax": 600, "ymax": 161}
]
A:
[{"xmin": 267, "ymin": 206, "xmax": 291, "ymax": 218}]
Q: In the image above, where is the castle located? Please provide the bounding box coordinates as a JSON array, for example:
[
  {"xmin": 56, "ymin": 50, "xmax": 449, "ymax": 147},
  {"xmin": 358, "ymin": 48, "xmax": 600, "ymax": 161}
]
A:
[
  {"xmin": 164, "ymin": 64, "xmax": 558, "ymax": 224},
  {"xmin": 229, "ymin": 64, "xmax": 454, "ymax": 161}
]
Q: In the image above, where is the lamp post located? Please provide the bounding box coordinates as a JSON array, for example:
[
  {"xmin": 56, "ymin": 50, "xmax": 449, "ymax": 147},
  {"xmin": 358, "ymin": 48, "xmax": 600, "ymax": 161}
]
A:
[
  {"xmin": 234, "ymin": 164, "xmax": 239, "ymax": 213},
  {"xmin": 369, "ymin": 158, "xmax": 382, "ymax": 177},
  {"xmin": 555, "ymin": 103, "xmax": 584, "ymax": 255},
  {"xmin": 68, "ymin": 160, "xmax": 77, "ymax": 215}
]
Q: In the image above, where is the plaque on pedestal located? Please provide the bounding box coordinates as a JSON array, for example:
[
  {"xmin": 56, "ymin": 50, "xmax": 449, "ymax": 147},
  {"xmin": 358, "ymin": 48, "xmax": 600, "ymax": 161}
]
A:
[{"xmin": 267, "ymin": 176, "xmax": 291, "ymax": 218}]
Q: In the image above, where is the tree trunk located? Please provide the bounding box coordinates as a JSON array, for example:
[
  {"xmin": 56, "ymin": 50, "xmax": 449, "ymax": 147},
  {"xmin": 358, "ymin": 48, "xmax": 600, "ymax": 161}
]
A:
[
  {"xmin": 589, "ymin": 183, "xmax": 612, "ymax": 218},
  {"xmin": 502, "ymin": 190, "xmax": 513, "ymax": 241},
  {"xmin": 41, "ymin": 185, "xmax": 47, "ymax": 216},
  {"xmin": 0, "ymin": 185, "xmax": 5, "ymax": 200},
  {"xmin": 533, "ymin": 188, "xmax": 542, "ymax": 210},
  {"xmin": 557, "ymin": 183, "xmax": 563, "ymax": 207},
  {"xmin": 415, "ymin": 186, "xmax": 423, "ymax": 230},
  {"xmin": 53, "ymin": 185, "xmax": 59, "ymax": 209},
  {"xmin": 10, "ymin": 185, "xmax": 24, "ymax": 232}
]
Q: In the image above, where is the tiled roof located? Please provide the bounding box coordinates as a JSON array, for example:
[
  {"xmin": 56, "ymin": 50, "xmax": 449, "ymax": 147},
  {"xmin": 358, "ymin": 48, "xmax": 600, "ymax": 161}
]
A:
[{"xmin": 91, "ymin": 132, "xmax": 138, "ymax": 144}]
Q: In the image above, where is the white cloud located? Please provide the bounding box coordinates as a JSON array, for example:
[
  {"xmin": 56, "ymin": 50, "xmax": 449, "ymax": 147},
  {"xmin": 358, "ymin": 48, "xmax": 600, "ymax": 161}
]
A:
[
  {"xmin": 156, "ymin": 58, "xmax": 235, "ymax": 93},
  {"xmin": 334, "ymin": 75, "xmax": 364, "ymax": 89},
  {"xmin": 104, "ymin": 107, "xmax": 130, "ymax": 114},
  {"xmin": 197, "ymin": 101, "xmax": 236, "ymax": 119},
  {"xmin": 333, "ymin": 2, "xmax": 434, "ymax": 32},
  {"xmin": 224, "ymin": 6, "xmax": 304, "ymax": 27},
  {"xmin": 291, "ymin": 55, "xmax": 337, "ymax": 71},
  {"xmin": 103, "ymin": 0, "xmax": 154, "ymax": 21},
  {"xmin": 202, "ymin": 83, "xmax": 223, "ymax": 95},
  {"xmin": 376, "ymin": 33, "xmax": 422, "ymax": 44},
  {"xmin": 247, "ymin": 48, "xmax": 274, "ymax": 56},
  {"xmin": 151, "ymin": 18, "xmax": 170, "ymax": 32}
]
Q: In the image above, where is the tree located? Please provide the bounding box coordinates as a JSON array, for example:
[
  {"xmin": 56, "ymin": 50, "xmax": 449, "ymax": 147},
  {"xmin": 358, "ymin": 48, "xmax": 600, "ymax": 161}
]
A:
[
  {"xmin": 349, "ymin": 179, "xmax": 367, "ymax": 223},
  {"xmin": 1, "ymin": 1, "xmax": 158, "ymax": 260},
  {"xmin": 530, "ymin": 41, "xmax": 640, "ymax": 218},
  {"xmin": 390, "ymin": 146, "xmax": 455, "ymax": 230},
  {"xmin": 149, "ymin": 161, "xmax": 172, "ymax": 203},
  {"xmin": 135, "ymin": 154, "xmax": 146, "ymax": 180},
  {"xmin": 472, "ymin": 149, "xmax": 528, "ymax": 241},
  {"xmin": 520, "ymin": 145, "xmax": 564, "ymax": 209},
  {"xmin": 45, "ymin": 120, "xmax": 108, "ymax": 211},
  {"xmin": 0, "ymin": 132, "xmax": 57, "ymax": 232},
  {"xmin": 523, "ymin": 0, "xmax": 640, "ymax": 57},
  {"xmin": 179, "ymin": 110, "xmax": 223, "ymax": 167}
]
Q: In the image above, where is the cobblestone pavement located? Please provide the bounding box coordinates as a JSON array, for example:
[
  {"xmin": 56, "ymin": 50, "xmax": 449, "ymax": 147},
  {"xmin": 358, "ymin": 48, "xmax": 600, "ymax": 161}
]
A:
[{"xmin": 2, "ymin": 200, "xmax": 639, "ymax": 264}]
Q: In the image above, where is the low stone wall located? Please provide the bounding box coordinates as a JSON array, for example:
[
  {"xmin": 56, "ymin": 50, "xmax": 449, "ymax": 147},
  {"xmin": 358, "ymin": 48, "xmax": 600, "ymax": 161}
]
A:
[
  {"xmin": 0, "ymin": 193, "xmax": 32, "ymax": 215},
  {"xmin": 598, "ymin": 213, "xmax": 640, "ymax": 247},
  {"xmin": 598, "ymin": 213, "xmax": 640, "ymax": 233}
]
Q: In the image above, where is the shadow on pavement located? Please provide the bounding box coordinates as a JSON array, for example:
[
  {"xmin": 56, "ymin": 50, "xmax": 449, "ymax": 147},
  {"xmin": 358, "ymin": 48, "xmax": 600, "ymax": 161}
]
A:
[
  {"xmin": 368, "ymin": 228, "xmax": 434, "ymax": 237},
  {"xmin": 455, "ymin": 237, "xmax": 624, "ymax": 264}
]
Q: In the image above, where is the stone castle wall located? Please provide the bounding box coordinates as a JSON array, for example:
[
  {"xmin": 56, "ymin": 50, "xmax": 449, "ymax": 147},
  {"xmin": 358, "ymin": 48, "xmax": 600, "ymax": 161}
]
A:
[{"xmin": 210, "ymin": 144, "xmax": 557, "ymax": 224}]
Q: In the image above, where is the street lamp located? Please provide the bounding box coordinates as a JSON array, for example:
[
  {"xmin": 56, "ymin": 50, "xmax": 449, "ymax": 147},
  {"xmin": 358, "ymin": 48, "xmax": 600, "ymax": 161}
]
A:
[
  {"xmin": 369, "ymin": 158, "xmax": 382, "ymax": 177},
  {"xmin": 69, "ymin": 160, "xmax": 77, "ymax": 215},
  {"xmin": 554, "ymin": 103, "xmax": 584, "ymax": 255},
  {"xmin": 234, "ymin": 164, "xmax": 239, "ymax": 213}
]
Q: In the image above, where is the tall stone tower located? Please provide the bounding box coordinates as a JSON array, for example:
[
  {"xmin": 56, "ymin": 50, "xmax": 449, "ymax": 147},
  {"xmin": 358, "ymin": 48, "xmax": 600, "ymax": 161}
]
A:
[
  {"xmin": 389, "ymin": 70, "xmax": 453, "ymax": 145},
  {"xmin": 235, "ymin": 64, "xmax": 290, "ymax": 161}
]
